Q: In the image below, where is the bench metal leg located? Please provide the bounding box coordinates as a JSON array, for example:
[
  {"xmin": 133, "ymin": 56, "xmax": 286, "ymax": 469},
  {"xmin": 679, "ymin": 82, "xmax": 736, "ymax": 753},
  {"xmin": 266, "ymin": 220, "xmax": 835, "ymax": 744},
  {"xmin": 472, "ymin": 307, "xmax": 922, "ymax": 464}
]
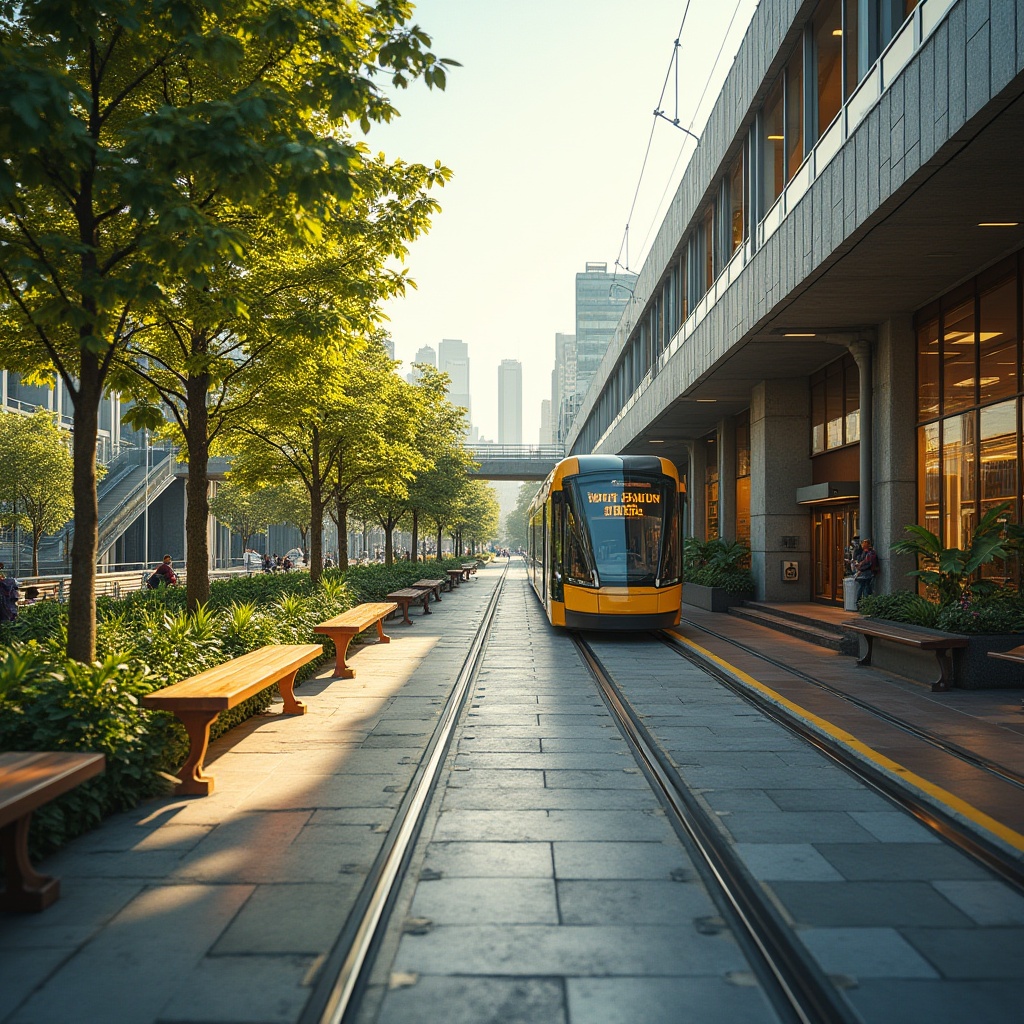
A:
[
  {"xmin": 855, "ymin": 635, "xmax": 874, "ymax": 667},
  {"xmin": 932, "ymin": 651, "xmax": 953, "ymax": 692},
  {"xmin": 0, "ymin": 813, "xmax": 60, "ymax": 912},
  {"xmin": 174, "ymin": 710, "xmax": 219, "ymax": 796}
]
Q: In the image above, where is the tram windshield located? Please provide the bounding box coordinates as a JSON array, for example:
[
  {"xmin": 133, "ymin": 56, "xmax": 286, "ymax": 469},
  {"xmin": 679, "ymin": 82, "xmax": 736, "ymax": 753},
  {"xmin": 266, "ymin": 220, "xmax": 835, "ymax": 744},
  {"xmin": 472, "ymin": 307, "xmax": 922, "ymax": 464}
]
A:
[{"xmin": 565, "ymin": 472, "xmax": 679, "ymax": 586}]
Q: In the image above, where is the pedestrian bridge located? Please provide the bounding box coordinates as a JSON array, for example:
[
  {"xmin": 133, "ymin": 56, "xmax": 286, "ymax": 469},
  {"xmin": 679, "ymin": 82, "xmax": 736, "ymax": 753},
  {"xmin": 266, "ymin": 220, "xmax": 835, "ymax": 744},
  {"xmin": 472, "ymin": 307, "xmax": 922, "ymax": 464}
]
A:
[{"xmin": 465, "ymin": 444, "xmax": 564, "ymax": 480}]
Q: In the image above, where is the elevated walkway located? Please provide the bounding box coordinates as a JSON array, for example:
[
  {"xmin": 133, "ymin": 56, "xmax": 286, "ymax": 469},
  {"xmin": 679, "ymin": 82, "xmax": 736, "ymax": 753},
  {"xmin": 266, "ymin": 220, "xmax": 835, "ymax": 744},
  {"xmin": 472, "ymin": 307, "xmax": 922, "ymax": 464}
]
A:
[{"xmin": 465, "ymin": 443, "xmax": 563, "ymax": 480}]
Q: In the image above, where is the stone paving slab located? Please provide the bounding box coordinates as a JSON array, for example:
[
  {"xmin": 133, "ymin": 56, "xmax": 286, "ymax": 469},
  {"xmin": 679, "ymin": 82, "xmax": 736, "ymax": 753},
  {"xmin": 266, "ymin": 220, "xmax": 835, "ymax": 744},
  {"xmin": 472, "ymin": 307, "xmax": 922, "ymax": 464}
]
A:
[{"xmin": 0, "ymin": 564, "xmax": 503, "ymax": 1024}]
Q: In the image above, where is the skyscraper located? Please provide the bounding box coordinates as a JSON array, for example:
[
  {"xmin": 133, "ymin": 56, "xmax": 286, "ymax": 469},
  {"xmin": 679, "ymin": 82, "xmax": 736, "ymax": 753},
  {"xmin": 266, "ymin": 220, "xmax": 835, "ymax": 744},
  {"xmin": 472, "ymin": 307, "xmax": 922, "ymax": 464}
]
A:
[
  {"xmin": 497, "ymin": 359, "xmax": 522, "ymax": 444},
  {"xmin": 574, "ymin": 262, "xmax": 636, "ymax": 399},
  {"xmin": 552, "ymin": 332, "xmax": 577, "ymax": 444},
  {"xmin": 539, "ymin": 399, "xmax": 552, "ymax": 445},
  {"xmin": 438, "ymin": 338, "xmax": 471, "ymax": 426},
  {"xmin": 406, "ymin": 343, "xmax": 437, "ymax": 383}
]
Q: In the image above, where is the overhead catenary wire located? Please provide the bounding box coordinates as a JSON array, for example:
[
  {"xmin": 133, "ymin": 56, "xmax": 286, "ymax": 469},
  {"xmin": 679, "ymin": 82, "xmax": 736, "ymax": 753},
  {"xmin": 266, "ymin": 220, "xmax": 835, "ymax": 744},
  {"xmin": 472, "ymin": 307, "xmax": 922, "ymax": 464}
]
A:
[{"xmin": 615, "ymin": 0, "xmax": 753, "ymax": 280}]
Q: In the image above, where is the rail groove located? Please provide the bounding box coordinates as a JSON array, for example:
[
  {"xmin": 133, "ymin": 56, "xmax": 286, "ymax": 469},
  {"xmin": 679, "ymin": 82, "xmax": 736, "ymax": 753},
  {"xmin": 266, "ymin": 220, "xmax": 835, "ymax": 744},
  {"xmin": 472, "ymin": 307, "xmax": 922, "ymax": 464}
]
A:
[
  {"xmin": 572, "ymin": 632, "xmax": 858, "ymax": 1024},
  {"xmin": 299, "ymin": 563, "xmax": 508, "ymax": 1024}
]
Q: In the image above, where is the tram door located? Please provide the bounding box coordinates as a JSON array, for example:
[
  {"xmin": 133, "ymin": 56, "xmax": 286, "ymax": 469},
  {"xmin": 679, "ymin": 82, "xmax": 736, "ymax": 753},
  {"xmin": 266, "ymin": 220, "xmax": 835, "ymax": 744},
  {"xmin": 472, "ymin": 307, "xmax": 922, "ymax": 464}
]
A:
[{"xmin": 811, "ymin": 505, "xmax": 858, "ymax": 604}]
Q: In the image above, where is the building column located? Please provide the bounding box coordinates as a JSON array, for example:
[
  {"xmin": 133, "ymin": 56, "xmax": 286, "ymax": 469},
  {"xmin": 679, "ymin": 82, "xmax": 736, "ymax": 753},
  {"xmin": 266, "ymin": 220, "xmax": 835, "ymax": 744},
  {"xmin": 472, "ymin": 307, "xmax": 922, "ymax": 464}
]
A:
[
  {"xmin": 718, "ymin": 417, "xmax": 737, "ymax": 541},
  {"xmin": 750, "ymin": 378, "xmax": 813, "ymax": 601},
  {"xmin": 686, "ymin": 441, "xmax": 707, "ymax": 541},
  {"xmin": 849, "ymin": 339, "xmax": 874, "ymax": 542},
  {"xmin": 873, "ymin": 318, "xmax": 918, "ymax": 592}
]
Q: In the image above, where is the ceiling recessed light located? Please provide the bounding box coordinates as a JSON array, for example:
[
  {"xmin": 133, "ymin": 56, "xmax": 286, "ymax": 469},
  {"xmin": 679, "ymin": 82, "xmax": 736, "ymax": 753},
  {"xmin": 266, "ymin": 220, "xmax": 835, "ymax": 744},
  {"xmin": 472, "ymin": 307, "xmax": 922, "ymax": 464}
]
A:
[
  {"xmin": 767, "ymin": 134, "xmax": 783, "ymax": 141},
  {"xmin": 696, "ymin": 399, "xmax": 717, "ymax": 403},
  {"xmin": 649, "ymin": 439, "xmax": 665, "ymax": 444},
  {"xmin": 784, "ymin": 332, "xmax": 816, "ymax": 337},
  {"xmin": 978, "ymin": 222, "xmax": 1020, "ymax": 227}
]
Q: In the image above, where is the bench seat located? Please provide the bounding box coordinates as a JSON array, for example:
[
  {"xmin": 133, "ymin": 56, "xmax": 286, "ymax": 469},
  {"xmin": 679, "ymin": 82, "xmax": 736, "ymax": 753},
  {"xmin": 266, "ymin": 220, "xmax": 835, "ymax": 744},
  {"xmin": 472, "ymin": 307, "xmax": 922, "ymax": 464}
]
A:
[
  {"xmin": 1, "ymin": 751, "xmax": 105, "ymax": 911},
  {"xmin": 314, "ymin": 602, "xmax": 397, "ymax": 678},
  {"xmin": 387, "ymin": 588, "xmax": 431, "ymax": 626},
  {"xmin": 141, "ymin": 644, "xmax": 322, "ymax": 795},
  {"xmin": 989, "ymin": 644, "xmax": 1024, "ymax": 665},
  {"xmin": 843, "ymin": 619, "xmax": 968, "ymax": 691},
  {"xmin": 411, "ymin": 579, "xmax": 445, "ymax": 603}
]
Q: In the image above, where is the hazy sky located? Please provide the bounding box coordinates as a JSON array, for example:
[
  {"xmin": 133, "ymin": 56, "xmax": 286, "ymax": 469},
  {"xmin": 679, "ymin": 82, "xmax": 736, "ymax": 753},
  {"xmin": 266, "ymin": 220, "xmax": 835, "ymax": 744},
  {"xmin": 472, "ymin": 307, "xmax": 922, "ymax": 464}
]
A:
[{"xmin": 373, "ymin": 0, "xmax": 760, "ymax": 443}]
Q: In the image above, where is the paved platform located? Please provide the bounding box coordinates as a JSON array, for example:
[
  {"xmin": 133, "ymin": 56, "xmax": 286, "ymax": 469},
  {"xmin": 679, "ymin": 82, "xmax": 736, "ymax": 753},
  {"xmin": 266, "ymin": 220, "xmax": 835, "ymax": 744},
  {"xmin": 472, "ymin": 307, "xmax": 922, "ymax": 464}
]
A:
[{"xmin": 2, "ymin": 564, "xmax": 1023, "ymax": 1024}]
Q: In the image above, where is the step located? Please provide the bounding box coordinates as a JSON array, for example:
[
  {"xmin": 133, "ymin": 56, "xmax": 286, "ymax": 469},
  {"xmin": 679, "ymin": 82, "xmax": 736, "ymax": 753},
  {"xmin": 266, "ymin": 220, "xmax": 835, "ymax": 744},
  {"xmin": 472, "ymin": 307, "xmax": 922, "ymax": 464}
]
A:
[{"xmin": 727, "ymin": 604, "xmax": 859, "ymax": 655}]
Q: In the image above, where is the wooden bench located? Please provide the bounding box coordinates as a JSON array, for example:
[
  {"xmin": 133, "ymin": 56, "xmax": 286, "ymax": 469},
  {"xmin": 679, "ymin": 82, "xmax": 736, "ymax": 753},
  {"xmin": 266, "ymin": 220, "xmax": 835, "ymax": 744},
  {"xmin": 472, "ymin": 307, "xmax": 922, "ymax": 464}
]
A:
[
  {"xmin": 386, "ymin": 587, "xmax": 432, "ymax": 626},
  {"xmin": 411, "ymin": 579, "xmax": 445, "ymax": 603},
  {"xmin": 314, "ymin": 602, "xmax": 397, "ymax": 679},
  {"xmin": 989, "ymin": 644, "xmax": 1024, "ymax": 666},
  {"xmin": 141, "ymin": 644, "xmax": 322, "ymax": 796},
  {"xmin": 1, "ymin": 752, "xmax": 105, "ymax": 911},
  {"xmin": 460, "ymin": 563, "xmax": 478, "ymax": 580},
  {"xmin": 445, "ymin": 568, "xmax": 464, "ymax": 590},
  {"xmin": 843, "ymin": 620, "xmax": 968, "ymax": 692}
]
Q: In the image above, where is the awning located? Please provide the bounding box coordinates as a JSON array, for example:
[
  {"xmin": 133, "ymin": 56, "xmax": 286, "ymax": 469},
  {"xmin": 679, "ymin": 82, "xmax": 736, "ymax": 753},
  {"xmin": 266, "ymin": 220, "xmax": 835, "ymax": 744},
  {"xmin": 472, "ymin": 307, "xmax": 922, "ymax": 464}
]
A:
[{"xmin": 796, "ymin": 481, "xmax": 859, "ymax": 506}]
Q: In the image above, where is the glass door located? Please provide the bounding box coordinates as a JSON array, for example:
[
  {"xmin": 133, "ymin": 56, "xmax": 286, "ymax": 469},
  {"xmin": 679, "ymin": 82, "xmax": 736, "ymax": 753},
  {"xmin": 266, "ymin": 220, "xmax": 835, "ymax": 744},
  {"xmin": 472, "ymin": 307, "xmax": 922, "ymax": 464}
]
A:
[{"xmin": 812, "ymin": 504, "xmax": 858, "ymax": 603}]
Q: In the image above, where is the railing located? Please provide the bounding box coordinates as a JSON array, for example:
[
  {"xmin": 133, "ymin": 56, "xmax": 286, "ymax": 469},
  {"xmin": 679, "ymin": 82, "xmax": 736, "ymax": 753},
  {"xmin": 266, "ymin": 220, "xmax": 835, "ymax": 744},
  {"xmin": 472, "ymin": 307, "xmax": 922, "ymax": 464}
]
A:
[
  {"xmin": 465, "ymin": 444, "xmax": 565, "ymax": 460},
  {"xmin": 17, "ymin": 564, "xmax": 251, "ymax": 601},
  {"xmin": 98, "ymin": 451, "xmax": 176, "ymax": 553}
]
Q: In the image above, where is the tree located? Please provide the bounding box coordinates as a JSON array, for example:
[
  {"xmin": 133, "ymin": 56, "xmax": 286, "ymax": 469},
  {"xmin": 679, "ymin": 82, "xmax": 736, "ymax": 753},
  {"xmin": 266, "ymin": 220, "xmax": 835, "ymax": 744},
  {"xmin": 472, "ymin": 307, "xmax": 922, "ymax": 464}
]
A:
[
  {"xmin": 504, "ymin": 482, "xmax": 538, "ymax": 552},
  {"xmin": 259, "ymin": 480, "xmax": 312, "ymax": 557},
  {"xmin": 117, "ymin": 154, "xmax": 449, "ymax": 610},
  {"xmin": 0, "ymin": 0, "xmax": 455, "ymax": 661},
  {"xmin": 453, "ymin": 480, "xmax": 500, "ymax": 554},
  {"xmin": 0, "ymin": 410, "xmax": 75, "ymax": 574},
  {"xmin": 209, "ymin": 481, "xmax": 269, "ymax": 553}
]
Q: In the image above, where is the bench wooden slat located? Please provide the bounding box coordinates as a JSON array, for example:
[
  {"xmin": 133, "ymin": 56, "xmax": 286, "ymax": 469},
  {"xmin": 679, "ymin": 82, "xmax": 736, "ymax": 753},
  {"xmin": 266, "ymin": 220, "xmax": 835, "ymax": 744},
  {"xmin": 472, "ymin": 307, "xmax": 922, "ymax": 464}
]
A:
[
  {"xmin": 315, "ymin": 602, "xmax": 397, "ymax": 679},
  {"xmin": 140, "ymin": 644, "xmax": 323, "ymax": 712},
  {"xmin": 989, "ymin": 644, "xmax": 1024, "ymax": 664},
  {"xmin": 843, "ymin": 619, "xmax": 967, "ymax": 691},
  {"xmin": 140, "ymin": 644, "xmax": 322, "ymax": 796},
  {"xmin": 386, "ymin": 588, "xmax": 431, "ymax": 626},
  {"xmin": 0, "ymin": 752, "xmax": 105, "ymax": 912}
]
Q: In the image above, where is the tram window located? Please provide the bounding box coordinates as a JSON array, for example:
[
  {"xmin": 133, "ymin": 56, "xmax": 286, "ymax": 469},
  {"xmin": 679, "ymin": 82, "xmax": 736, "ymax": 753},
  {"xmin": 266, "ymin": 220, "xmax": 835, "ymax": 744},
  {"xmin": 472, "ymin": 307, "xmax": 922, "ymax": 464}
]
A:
[
  {"xmin": 569, "ymin": 473, "xmax": 678, "ymax": 586},
  {"xmin": 551, "ymin": 493, "xmax": 565, "ymax": 601}
]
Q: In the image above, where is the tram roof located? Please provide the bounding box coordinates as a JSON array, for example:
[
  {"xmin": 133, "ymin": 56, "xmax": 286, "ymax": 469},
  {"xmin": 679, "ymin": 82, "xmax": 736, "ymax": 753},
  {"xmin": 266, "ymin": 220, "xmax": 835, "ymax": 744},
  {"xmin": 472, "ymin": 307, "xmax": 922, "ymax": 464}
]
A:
[{"xmin": 533, "ymin": 454, "xmax": 682, "ymax": 505}]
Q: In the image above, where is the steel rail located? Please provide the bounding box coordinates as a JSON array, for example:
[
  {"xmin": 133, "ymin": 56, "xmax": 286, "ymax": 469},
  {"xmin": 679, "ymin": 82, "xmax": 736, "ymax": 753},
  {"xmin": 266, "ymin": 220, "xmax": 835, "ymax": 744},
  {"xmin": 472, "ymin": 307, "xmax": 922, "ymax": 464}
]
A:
[
  {"xmin": 678, "ymin": 614, "xmax": 1024, "ymax": 792},
  {"xmin": 571, "ymin": 633, "xmax": 858, "ymax": 1024},
  {"xmin": 299, "ymin": 562, "xmax": 509, "ymax": 1024},
  {"xmin": 661, "ymin": 629, "xmax": 1024, "ymax": 894}
]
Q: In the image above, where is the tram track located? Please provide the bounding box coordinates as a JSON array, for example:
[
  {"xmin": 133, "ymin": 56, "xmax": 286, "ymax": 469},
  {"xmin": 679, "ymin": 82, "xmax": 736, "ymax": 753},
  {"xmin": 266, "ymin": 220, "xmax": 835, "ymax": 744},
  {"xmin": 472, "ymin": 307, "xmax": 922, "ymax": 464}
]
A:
[
  {"xmin": 660, "ymin": 620, "xmax": 1024, "ymax": 893},
  {"xmin": 299, "ymin": 561, "xmax": 509, "ymax": 1024},
  {"xmin": 571, "ymin": 631, "xmax": 859, "ymax": 1024}
]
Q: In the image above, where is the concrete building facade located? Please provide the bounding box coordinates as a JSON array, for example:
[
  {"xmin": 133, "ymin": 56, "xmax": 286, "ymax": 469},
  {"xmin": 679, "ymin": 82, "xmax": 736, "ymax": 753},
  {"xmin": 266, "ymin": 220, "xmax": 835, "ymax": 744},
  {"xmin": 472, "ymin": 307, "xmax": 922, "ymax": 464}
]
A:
[{"xmin": 567, "ymin": 0, "xmax": 1024, "ymax": 605}]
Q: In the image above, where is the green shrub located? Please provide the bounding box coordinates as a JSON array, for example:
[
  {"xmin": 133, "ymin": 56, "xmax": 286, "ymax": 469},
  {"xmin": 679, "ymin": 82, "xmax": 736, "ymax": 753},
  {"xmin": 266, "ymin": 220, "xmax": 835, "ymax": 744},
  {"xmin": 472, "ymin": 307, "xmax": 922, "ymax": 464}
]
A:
[
  {"xmin": 858, "ymin": 589, "xmax": 1024, "ymax": 634},
  {"xmin": 0, "ymin": 572, "xmax": 356, "ymax": 857},
  {"xmin": 686, "ymin": 566, "xmax": 756, "ymax": 594}
]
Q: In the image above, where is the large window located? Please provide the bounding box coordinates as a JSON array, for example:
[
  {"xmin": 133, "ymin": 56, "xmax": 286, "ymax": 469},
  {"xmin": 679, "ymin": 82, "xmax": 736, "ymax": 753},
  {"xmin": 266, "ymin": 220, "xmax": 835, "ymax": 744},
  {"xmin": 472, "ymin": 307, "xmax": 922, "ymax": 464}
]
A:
[
  {"xmin": 785, "ymin": 49, "xmax": 804, "ymax": 179},
  {"xmin": 916, "ymin": 255, "xmax": 1024, "ymax": 550},
  {"xmin": 763, "ymin": 77, "xmax": 785, "ymax": 209},
  {"xmin": 810, "ymin": 353, "xmax": 859, "ymax": 455},
  {"xmin": 815, "ymin": 0, "xmax": 843, "ymax": 135},
  {"xmin": 728, "ymin": 148, "xmax": 747, "ymax": 257}
]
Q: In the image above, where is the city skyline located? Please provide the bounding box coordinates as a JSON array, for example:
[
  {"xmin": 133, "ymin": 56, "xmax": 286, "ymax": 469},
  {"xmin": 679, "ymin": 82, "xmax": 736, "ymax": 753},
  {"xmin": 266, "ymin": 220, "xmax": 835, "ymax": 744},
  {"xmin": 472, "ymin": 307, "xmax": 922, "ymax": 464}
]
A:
[{"xmin": 374, "ymin": 0, "xmax": 759, "ymax": 443}]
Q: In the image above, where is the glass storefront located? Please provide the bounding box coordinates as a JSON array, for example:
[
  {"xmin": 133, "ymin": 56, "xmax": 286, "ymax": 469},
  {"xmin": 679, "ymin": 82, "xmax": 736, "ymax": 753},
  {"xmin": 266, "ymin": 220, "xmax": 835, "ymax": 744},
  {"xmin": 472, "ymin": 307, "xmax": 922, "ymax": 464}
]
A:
[{"xmin": 916, "ymin": 254, "xmax": 1023, "ymax": 572}]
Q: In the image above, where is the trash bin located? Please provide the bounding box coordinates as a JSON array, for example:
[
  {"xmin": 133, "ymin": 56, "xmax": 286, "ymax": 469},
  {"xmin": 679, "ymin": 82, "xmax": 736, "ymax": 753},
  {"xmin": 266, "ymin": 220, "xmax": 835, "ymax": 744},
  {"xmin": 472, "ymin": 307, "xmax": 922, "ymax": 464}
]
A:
[{"xmin": 843, "ymin": 575, "xmax": 858, "ymax": 611}]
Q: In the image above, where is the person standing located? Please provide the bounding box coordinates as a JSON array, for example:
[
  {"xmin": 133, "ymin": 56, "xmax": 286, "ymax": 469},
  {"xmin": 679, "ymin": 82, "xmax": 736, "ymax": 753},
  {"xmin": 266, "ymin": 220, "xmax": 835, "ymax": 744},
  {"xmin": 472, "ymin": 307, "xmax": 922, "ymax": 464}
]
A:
[{"xmin": 853, "ymin": 538, "xmax": 879, "ymax": 603}]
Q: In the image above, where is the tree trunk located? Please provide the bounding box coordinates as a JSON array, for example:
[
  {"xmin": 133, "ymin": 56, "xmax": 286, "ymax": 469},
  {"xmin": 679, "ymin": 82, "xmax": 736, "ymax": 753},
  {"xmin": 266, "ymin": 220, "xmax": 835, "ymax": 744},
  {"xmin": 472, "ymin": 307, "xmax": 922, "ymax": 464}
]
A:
[
  {"xmin": 32, "ymin": 528, "xmax": 41, "ymax": 576},
  {"xmin": 436, "ymin": 522, "xmax": 443, "ymax": 561},
  {"xmin": 337, "ymin": 497, "xmax": 349, "ymax": 571},
  {"xmin": 184, "ymin": 375, "xmax": 212, "ymax": 612},
  {"xmin": 67, "ymin": 357, "xmax": 101, "ymax": 662},
  {"xmin": 307, "ymin": 428, "xmax": 323, "ymax": 585},
  {"xmin": 383, "ymin": 516, "xmax": 395, "ymax": 565},
  {"xmin": 411, "ymin": 509, "xmax": 419, "ymax": 564}
]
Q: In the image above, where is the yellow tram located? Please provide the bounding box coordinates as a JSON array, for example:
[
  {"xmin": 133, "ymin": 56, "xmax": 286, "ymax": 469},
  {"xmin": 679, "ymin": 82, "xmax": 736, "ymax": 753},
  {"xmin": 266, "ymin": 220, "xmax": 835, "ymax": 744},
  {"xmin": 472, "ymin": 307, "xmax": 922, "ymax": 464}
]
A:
[{"xmin": 527, "ymin": 455, "xmax": 685, "ymax": 630}]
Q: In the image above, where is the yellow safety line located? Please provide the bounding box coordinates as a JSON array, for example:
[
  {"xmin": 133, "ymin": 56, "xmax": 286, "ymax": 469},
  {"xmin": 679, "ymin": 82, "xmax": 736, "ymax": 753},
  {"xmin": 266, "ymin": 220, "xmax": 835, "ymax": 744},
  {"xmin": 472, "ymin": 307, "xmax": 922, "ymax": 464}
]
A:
[{"xmin": 666, "ymin": 629, "xmax": 1024, "ymax": 854}]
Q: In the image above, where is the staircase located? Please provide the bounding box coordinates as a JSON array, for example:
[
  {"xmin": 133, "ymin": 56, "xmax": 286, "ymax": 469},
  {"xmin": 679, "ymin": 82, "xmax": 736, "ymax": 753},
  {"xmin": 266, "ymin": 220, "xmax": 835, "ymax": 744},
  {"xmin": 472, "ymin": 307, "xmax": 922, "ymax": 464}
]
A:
[{"xmin": 727, "ymin": 601, "xmax": 860, "ymax": 656}]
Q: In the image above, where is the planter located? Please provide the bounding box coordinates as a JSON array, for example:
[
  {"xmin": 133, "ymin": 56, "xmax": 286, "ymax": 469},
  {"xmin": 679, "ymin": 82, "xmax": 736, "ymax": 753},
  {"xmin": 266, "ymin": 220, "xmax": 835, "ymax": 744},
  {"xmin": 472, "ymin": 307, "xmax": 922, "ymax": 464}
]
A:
[
  {"xmin": 682, "ymin": 583, "xmax": 753, "ymax": 613},
  {"xmin": 847, "ymin": 619, "xmax": 1024, "ymax": 690}
]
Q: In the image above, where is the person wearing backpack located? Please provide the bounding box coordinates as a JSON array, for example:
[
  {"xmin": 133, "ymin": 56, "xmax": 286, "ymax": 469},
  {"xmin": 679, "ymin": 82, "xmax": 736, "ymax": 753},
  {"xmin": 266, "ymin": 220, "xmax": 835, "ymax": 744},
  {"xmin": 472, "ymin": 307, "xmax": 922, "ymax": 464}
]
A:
[
  {"xmin": 146, "ymin": 555, "xmax": 178, "ymax": 590},
  {"xmin": 0, "ymin": 564, "xmax": 20, "ymax": 621},
  {"xmin": 853, "ymin": 538, "xmax": 880, "ymax": 603}
]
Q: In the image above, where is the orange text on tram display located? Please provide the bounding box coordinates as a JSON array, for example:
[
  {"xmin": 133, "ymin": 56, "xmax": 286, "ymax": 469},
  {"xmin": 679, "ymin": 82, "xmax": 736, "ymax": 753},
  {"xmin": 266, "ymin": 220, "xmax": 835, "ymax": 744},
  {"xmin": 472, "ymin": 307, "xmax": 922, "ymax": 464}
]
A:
[{"xmin": 586, "ymin": 491, "xmax": 661, "ymax": 517}]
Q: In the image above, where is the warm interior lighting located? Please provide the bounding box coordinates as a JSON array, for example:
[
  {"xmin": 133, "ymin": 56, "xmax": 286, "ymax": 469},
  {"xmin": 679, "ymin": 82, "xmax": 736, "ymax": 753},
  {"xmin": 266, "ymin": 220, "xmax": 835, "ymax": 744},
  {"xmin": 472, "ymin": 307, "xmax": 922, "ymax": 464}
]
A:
[
  {"xmin": 944, "ymin": 330, "xmax": 1003, "ymax": 343},
  {"xmin": 832, "ymin": 28, "xmax": 843, "ymax": 36},
  {"xmin": 784, "ymin": 332, "xmax": 816, "ymax": 337},
  {"xmin": 767, "ymin": 134, "xmax": 784, "ymax": 141},
  {"xmin": 978, "ymin": 222, "xmax": 1020, "ymax": 227},
  {"xmin": 696, "ymin": 399, "xmax": 717, "ymax": 403}
]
